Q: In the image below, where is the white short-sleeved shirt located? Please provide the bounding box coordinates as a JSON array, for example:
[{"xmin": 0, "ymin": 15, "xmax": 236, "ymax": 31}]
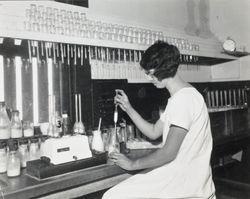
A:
[{"xmin": 103, "ymin": 87, "xmax": 216, "ymax": 199}]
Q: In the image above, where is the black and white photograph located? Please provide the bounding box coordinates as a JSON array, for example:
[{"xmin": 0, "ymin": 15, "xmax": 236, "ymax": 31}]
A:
[{"xmin": 0, "ymin": 0, "xmax": 249, "ymax": 198}]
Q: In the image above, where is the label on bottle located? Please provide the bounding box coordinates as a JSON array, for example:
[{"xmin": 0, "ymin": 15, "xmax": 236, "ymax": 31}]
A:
[
  {"xmin": 11, "ymin": 128, "xmax": 22, "ymax": 138},
  {"xmin": 23, "ymin": 129, "xmax": 34, "ymax": 137},
  {"xmin": 0, "ymin": 128, "xmax": 10, "ymax": 139}
]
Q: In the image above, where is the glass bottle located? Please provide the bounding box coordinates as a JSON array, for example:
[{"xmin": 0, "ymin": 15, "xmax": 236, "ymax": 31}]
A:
[
  {"xmin": 108, "ymin": 127, "xmax": 120, "ymax": 154},
  {"xmin": 62, "ymin": 111, "xmax": 71, "ymax": 136},
  {"xmin": 18, "ymin": 138, "xmax": 29, "ymax": 168},
  {"xmin": 10, "ymin": 110, "xmax": 22, "ymax": 138},
  {"xmin": 119, "ymin": 122, "xmax": 128, "ymax": 153},
  {"xmin": 55, "ymin": 111, "xmax": 62, "ymax": 136},
  {"xmin": 0, "ymin": 101, "xmax": 11, "ymax": 139},
  {"xmin": 23, "ymin": 121, "xmax": 34, "ymax": 137},
  {"xmin": 7, "ymin": 140, "xmax": 21, "ymax": 177},
  {"xmin": 29, "ymin": 137, "xmax": 40, "ymax": 161},
  {"xmin": 0, "ymin": 141, "xmax": 7, "ymax": 173},
  {"xmin": 39, "ymin": 136, "xmax": 48, "ymax": 157}
]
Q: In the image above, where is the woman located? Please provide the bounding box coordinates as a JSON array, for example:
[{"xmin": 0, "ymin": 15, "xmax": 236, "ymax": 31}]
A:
[{"xmin": 103, "ymin": 41, "xmax": 216, "ymax": 199}]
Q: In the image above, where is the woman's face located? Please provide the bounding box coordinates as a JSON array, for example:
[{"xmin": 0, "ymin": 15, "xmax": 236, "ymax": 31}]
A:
[{"xmin": 144, "ymin": 69, "xmax": 167, "ymax": 89}]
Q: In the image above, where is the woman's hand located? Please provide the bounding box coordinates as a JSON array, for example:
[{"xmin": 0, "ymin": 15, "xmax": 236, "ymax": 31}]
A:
[
  {"xmin": 114, "ymin": 89, "xmax": 133, "ymax": 113},
  {"xmin": 108, "ymin": 152, "xmax": 134, "ymax": 171}
]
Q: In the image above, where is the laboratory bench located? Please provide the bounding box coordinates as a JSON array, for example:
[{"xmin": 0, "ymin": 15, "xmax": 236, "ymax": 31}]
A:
[
  {"xmin": 1, "ymin": 129, "xmax": 250, "ymax": 199},
  {"xmin": 0, "ymin": 164, "xmax": 131, "ymax": 199},
  {"xmin": 0, "ymin": 149, "xmax": 152, "ymax": 199}
]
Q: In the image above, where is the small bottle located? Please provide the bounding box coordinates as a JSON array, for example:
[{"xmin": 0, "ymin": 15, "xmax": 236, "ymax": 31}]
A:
[
  {"xmin": 0, "ymin": 141, "xmax": 7, "ymax": 173},
  {"xmin": 92, "ymin": 130, "xmax": 105, "ymax": 153},
  {"xmin": 10, "ymin": 110, "xmax": 22, "ymax": 138},
  {"xmin": 18, "ymin": 139, "xmax": 29, "ymax": 168},
  {"xmin": 29, "ymin": 138, "xmax": 40, "ymax": 161},
  {"xmin": 7, "ymin": 140, "xmax": 21, "ymax": 177},
  {"xmin": 0, "ymin": 101, "xmax": 11, "ymax": 139},
  {"xmin": 23, "ymin": 121, "xmax": 34, "ymax": 137}
]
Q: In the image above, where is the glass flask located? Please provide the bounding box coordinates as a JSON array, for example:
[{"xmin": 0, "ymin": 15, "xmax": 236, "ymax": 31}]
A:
[
  {"xmin": 10, "ymin": 110, "xmax": 22, "ymax": 138},
  {"xmin": 7, "ymin": 140, "xmax": 21, "ymax": 177},
  {"xmin": 18, "ymin": 138, "xmax": 29, "ymax": 168},
  {"xmin": 23, "ymin": 121, "xmax": 34, "ymax": 137},
  {"xmin": 0, "ymin": 101, "xmax": 11, "ymax": 139},
  {"xmin": 108, "ymin": 127, "xmax": 120, "ymax": 154},
  {"xmin": 0, "ymin": 141, "xmax": 7, "ymax": 173},
  {"xmin": 29, "ymin": 137, "xmax": 40, "ymax": 161}
]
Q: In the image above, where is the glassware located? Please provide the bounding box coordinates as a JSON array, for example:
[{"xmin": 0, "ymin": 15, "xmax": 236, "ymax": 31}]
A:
[
  {"xmin": 0, "ymin": 141, "xmax": 7, "ymax": 173},
  {"xmin": 29, "ymin": 138, "xmax": 40, "ymax": 161},
  {"xmin": 107, "ymin": 127, "xmax": 120, "ymax": 154},
  {"xmin": 91, "ymin": 130, "xmax": 105, "ymax": 153},
  {"xmin": 23, "ymin": 121, "xmax": 34, "ymax": 137},
  {"xmin": 126, "ymin": 124, "xmax": 135, "ymax": 140},
  {"xmin": 7, "ymin": 140, "xmax": 21, "ymax": 177},
  {"xmin": 55, "ymin": 111, "xmax": 62, "ymax": 136},
  {"xmin": 10, "ymin": 110, "xmax": 22, "ymax": 138},
  {"xmin": 62, "ymin": 111, "xmax": 71, "ymax": 136},
  {"xmin": 118, "ymin": 122, "xmax": 127, "ymax": 153},
  {"xmin": 18, "ymin": 139, "xmax": 29, "ymax": 168},
  {"xmin": 0, "ymin": 101, "xmax": 11, "ymax": 139}
]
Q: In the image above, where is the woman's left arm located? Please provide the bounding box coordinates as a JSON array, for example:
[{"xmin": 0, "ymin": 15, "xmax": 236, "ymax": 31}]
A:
[{"xmin": 109, "ymin": 125, "xmax": 187, "ymax": 170}]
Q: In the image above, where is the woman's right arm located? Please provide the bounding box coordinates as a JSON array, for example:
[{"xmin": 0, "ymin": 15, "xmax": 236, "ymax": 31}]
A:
[{"xmin": 115, "ymin": 89, "xmax": 163, "ymax": 140}]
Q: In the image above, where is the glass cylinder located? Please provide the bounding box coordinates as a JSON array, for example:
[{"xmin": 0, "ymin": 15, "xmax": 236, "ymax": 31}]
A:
[
  {"xmin": 29, "ymin": 138, "xmax": 40, "ymax": 161},
  {"xmin": 10, "ymin": 110, "xmax": 22, "ymax": 138},
  {"xmin": 0, "ymin": 101, "xmax": 11, "ymax": 139},
  {"xmin": 118, "ymin": 122, "xmax": 127, "ymax": 153},
  {"xmin": 62, "ymin": 111, "xmax": 71, "ymax": 136},
  {"xmin": 18, "ymin": 139, "xmax": 29, "ymax": 168},
  {"xmin": 0, "ymin": 141, "xmax": 7, "ymax": 173},
  {"xmin": 7, "ymin": 140, "xmax": 21, "ymax": 177},
  {"xmin": 39, "ymin": 136, "xmax": 48, "ymax": 157},
  {"xmin": 108, "ymin": 128, "xmax": 120, "ymax": 154}
]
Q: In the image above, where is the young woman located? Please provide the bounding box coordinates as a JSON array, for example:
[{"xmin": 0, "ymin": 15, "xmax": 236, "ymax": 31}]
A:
[{"xmin": 103, "ymin": 41, "xmax": 216, "ymax": 199}]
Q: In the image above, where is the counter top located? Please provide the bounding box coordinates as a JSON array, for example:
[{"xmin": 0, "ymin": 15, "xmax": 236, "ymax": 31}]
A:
[
  {"xmin": 0, "ymin": 149, "xmax": 153, "ymax": 199},
  {"xmin": 0, "ymin": 164, "xmax": 130, "ymax": 199}
]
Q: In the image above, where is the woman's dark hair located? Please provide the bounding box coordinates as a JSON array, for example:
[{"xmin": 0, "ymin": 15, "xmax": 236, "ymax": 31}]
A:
[{"xmin": 140, "ymin": 40, "xmax": 180, "ymax": 81}]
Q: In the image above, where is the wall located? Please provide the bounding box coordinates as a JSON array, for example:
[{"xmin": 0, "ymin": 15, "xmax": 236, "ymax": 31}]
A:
[
  {"xmin": 88, "ymin": 0, "xmax": 250, "ymax": 82},
  {"xmin": 209, "ymin": 0, "xmax": 250, "ymax": 81}
]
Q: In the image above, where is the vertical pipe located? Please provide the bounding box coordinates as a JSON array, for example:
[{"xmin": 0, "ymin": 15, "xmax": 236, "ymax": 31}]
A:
[
  {"xmin": 15, "ymin": 56, "xmax": 23, "ymax": 120},
  {"xmin": 48, "ymin": 58, "xmax": 53, "ymax": 121},
  {"xmin": 0, "ymin": 55, "xmax": 4, "ymax": 101},
  {"xmin": 32, "ymin": 57, "xmax": 39, "ymax": 125}
]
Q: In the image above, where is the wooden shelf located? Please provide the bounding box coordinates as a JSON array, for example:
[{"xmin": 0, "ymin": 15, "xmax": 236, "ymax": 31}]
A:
[
  {"xmin": 222, "ymin": 50, "xmax": 250, "ymax": 57},
  {"xmin": 208, "ymin": 106, "xmax": 248, "ymax": 113}
]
